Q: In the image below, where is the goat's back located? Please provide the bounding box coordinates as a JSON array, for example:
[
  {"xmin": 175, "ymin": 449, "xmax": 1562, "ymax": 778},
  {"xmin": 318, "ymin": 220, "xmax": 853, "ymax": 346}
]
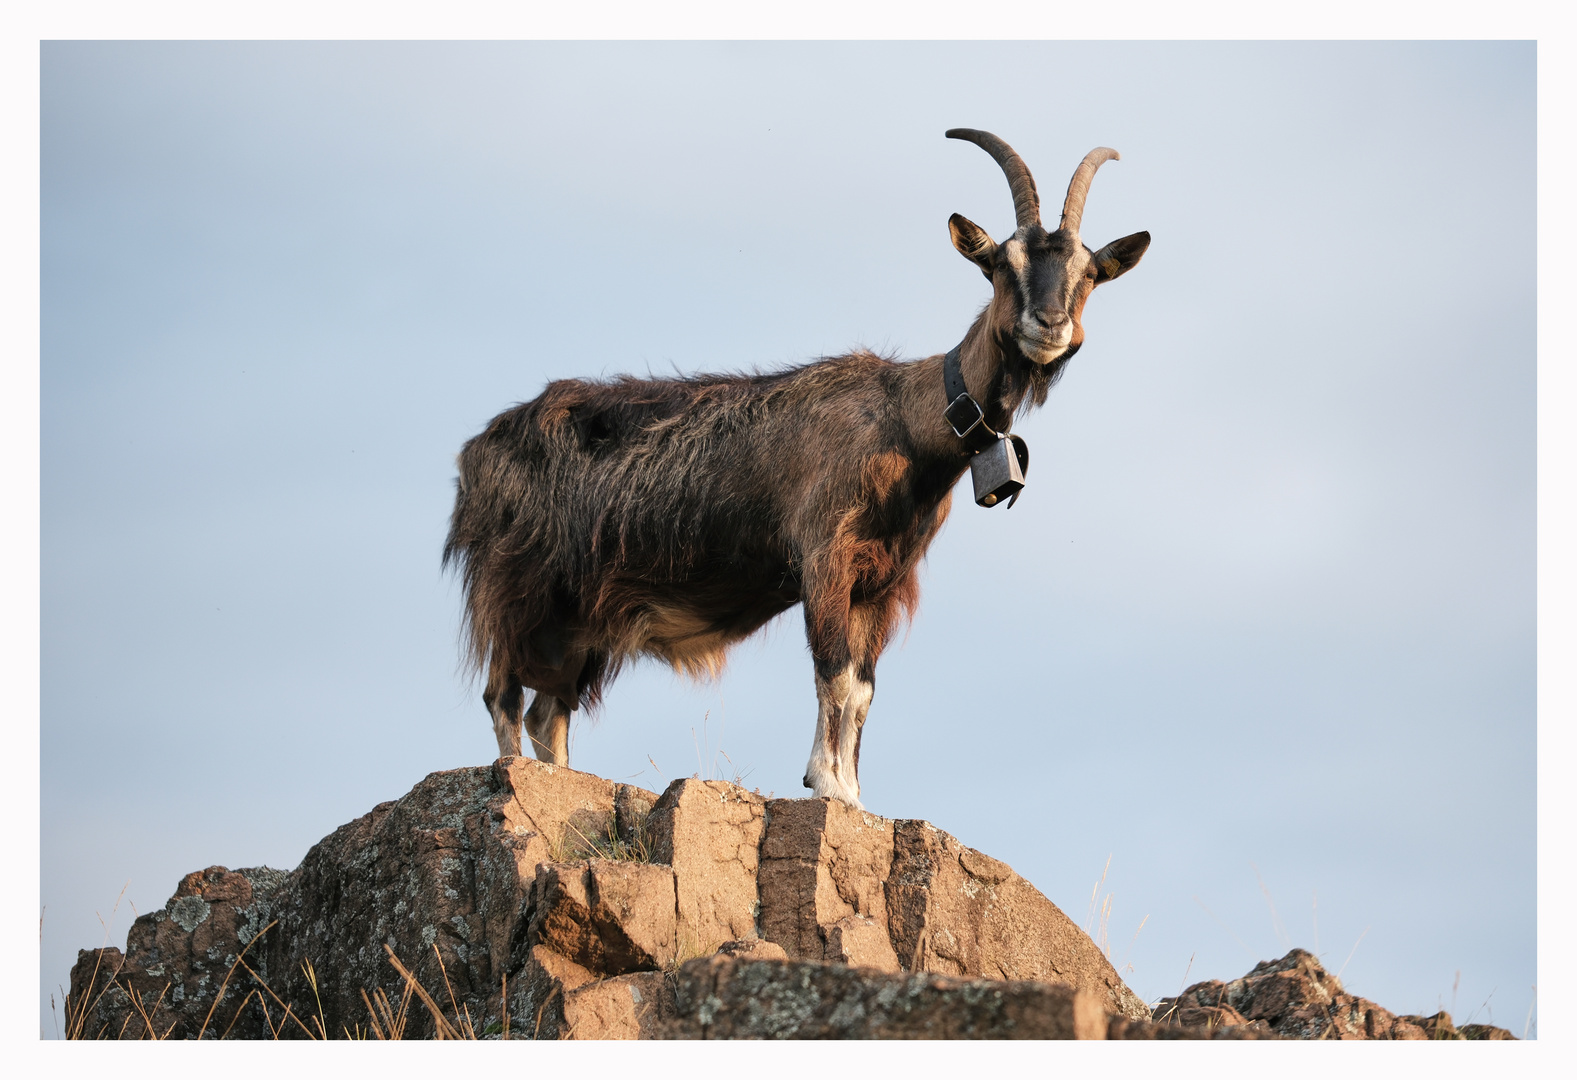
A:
[{"xmin": 443, "ymin": 352, "xmax": 918, "ymax": 694}]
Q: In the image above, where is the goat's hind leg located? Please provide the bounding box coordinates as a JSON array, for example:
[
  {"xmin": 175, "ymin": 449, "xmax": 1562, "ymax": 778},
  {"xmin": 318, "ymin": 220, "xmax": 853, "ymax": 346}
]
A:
[
  {"xmin": 524, "ymin": 692, "xmax": 571, "ymax": 766},
  {"xmin": 483, "ymin": 667, "xmax": 524, "ymax": 759}
]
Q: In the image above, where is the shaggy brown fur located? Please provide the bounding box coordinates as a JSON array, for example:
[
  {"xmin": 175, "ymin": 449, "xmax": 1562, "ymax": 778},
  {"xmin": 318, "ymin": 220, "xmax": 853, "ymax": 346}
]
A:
[{"xmin": 442, "ymin": 130, "xmax": 1150, "ymax": 806}]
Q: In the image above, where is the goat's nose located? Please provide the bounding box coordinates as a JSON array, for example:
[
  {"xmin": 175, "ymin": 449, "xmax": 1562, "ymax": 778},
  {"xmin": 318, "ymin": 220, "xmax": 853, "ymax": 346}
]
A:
[{"xmin": 1033, "ymin": 309, "xmax": 1070, "ymax": 330}]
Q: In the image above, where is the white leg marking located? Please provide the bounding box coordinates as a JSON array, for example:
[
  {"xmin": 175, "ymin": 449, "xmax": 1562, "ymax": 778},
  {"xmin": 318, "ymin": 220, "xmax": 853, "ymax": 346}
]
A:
[{"xmin": 805, "ymin": 664, "xmax": 869, "ymax": 809}]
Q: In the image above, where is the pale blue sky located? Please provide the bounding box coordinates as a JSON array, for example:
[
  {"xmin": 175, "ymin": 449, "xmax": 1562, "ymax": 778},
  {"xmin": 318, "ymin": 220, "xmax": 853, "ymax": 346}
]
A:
[{"xmin": 39, "ymin": 41, "xmax": 1535, "ymax": 1034}]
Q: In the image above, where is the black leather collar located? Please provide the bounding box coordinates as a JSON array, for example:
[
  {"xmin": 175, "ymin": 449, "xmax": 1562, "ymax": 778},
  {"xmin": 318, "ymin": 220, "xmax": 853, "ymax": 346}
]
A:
[{"xmin": 942, "ymin": 345, "xmax": 1003, "ymax": 452}]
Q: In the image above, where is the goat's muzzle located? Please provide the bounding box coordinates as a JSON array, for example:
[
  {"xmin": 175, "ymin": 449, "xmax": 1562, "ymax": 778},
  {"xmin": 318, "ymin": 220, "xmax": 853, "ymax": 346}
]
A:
[{"xmin": 1015, "ymin": 327, "xmax": 1073, "ymax": 365}]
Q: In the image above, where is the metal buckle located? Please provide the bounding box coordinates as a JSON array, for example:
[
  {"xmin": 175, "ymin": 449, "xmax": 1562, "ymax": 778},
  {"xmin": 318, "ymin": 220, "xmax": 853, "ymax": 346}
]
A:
[{"xmin": 944, "ymin": 393, "xmax": 985, "ymax": 440}]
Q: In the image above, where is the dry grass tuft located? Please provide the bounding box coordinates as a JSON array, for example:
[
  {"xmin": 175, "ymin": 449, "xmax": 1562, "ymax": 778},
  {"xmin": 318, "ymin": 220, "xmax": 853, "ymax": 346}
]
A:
[
  {"xmin": 551, "ymin": 812, "xmax": 652, "ymax": 864},
  {"xmin": 60, "ymin": 883, "xmax": 131, "ymax": 1040},
  {"xmin": 690, "ymin": 711, "xmax": 755, "ymax": 787},
  {"xmin": 663, "ymin": 913, "xmax": 718, "ymax": 976},
  {"xmin": 381, "ymin": 944, "xmax": 479, "ymax": 1039},
  {"xmin": 64, "ymin": 902, "xmax": 515, "ymax": 1040},
  {"xmin": 357, "ymin": 977, "xmax": 416, "ymax": 1040},
  {"xmin": 1082, "ymin": 854, "xmax": 1149, "ymax": 976}
]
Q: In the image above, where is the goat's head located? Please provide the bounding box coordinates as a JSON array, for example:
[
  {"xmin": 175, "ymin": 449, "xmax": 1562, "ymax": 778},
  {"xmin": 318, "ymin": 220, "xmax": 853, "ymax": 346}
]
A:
[{"xmin": 946, "ymin": 129, "xmax": 1150, "ymax": 367}]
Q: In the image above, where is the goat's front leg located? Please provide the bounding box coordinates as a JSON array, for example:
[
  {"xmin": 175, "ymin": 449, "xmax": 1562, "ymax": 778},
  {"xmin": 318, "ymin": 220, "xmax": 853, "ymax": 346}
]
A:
[
  {"xmin": 524, "ymin": 691, "xmax": 571, "ymax": 766},
  {"xmin": 802, "ymin": 584, "xmax": 903, "ymax": 807},
  {"xmin": 803, "ymin": 658, "xmax": 874, "ymax": 808},
  {"xmin": 801, "ymin": 585, "xmax": 890, "ymax": 808}
]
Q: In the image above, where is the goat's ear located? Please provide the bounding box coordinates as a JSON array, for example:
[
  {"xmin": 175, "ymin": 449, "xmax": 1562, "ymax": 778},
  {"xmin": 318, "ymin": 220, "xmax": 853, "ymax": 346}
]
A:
[
  {"xmin": 1091, "ymin": 231, "xmax": 1151, "ymax": 284},
  {"xmin": 949, "ymin": 213, "xmax": 997, "ymax": 278}
]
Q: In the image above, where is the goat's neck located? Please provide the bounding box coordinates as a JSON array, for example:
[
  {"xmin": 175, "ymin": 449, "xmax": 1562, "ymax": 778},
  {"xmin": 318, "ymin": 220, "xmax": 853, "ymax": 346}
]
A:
[
  {"xmin": 959, "ymin": 318, "xmax": 1029, "ymax": 430},
  {"xmin": 903, "ymin": 314, "xmax": 1030, "ymax": 465}
]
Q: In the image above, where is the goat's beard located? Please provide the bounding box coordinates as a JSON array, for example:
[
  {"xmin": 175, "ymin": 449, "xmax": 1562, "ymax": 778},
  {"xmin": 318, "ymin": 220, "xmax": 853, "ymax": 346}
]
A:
[
  {"xmin": 1023, "ymin": 359, "xmax": 1059, "ymax": 410},
  {"xmin": 997, "ymin": 333, "xmax": 1071, "ymax": 412},
  {"xmin": 993, "ymin": 344, "xmax": 1065, "ymax": 415}
]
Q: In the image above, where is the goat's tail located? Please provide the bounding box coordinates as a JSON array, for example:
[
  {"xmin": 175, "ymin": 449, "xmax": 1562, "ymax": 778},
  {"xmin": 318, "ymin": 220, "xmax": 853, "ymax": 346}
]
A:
[
  {"xmin": 443, "ymin": 434, "xmax": 566, "ymax": 687},
  {"xmin": 442, "ymin": 482, "xmax": 483, "ymax": 682},
  {"xmin": 442, "ymin": 449, "xmax": 505, "ymax": 683}
]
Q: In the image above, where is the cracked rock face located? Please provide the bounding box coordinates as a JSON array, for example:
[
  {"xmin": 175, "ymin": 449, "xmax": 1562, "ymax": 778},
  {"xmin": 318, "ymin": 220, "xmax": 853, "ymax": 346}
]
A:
[
  {"xmin": 881, "ymin": 818, "xmax": 1149, "ymax": 1018},
  {"xmin": 659, "ymin": 954, "xmax": 1282, "ymax": 1040},
  {"xmin": 648, "ymin": 779, "xmax": 766, "ymax": 952},
  {"xmin": 527, "ymin": 859, "xmax": 679, "ymax": 976},
  {"xmin": 68, "ymin": 761, "xmax": 1146, "ymax": 1039},
  {"xmin": 662, "ymin": 954, "xmax": 1115, "ymax": 1039}
]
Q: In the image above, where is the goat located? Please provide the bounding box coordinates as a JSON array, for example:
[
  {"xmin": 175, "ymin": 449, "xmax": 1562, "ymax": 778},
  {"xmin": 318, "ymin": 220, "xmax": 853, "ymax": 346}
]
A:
[{"xmin": 443, "ymin": 129, "xmax": 1149, "ymax": 808}]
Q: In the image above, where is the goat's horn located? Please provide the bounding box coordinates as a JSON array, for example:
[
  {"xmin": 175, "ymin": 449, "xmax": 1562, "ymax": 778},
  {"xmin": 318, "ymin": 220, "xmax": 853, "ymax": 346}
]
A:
[
  {"xmin": 946, "ymin": 128, "xmax": 1040, "ymax": 230},
  {"xmin": 1060, "ymin": 147, "xmax": 1120, "ymax": 237}
]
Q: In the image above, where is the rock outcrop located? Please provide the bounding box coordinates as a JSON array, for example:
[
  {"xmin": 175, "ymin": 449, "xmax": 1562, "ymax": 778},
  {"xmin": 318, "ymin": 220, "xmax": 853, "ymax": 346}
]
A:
[
  {"xmin": 66, "ymin": 760, "xmax": 1147, "ymax": 1039},
  {"xmin": 1152, "ymin": 948, "xmax": 1518, "ymax": 1040},
  {"xmin": 65, "ymin": 760, "xmax": 1518, "ymax": 1041}
]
